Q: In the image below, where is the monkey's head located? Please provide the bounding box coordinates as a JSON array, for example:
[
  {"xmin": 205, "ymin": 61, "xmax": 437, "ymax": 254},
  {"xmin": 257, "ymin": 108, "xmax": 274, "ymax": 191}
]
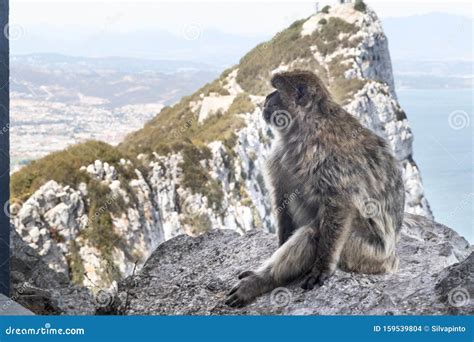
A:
[{"xmin": 262, "ymin": 70, "xmax": 331, "ymax": 132}]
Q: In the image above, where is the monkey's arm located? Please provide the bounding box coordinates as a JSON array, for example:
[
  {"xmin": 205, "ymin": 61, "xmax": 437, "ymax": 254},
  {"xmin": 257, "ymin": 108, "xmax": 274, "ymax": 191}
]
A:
[
  {"xmin": 226, "ymin": 225, "xmax": 318, "ymax": 307},
  {"xmin": 275, "ymin": 201, "xmax": 297, "ymax": 246},
  {"xmin": 301, "ymin": 206, "xmax": 353, "ymax": 290}
]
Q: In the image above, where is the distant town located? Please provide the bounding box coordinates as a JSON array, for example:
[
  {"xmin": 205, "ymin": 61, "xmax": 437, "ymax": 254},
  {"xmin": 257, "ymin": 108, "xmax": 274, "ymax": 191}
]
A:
[{"xmin": 10, "ymin": 54, "xmax": 218, "ymax": 171}]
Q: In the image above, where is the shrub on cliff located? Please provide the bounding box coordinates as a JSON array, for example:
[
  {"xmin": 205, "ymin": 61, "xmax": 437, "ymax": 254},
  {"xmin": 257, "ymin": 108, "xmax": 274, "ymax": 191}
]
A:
[
  {"xmin": 354, "ymin": 0, "xmax": 367, "ymax": 12},
  {"xmin": 321, "ymin": 5, "xmax": 330, "ymax": 14}
]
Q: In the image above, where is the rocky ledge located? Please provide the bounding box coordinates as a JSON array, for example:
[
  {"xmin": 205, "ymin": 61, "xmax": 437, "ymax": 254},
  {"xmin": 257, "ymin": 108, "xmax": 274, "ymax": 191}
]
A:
[
  {"xmin": 9, "ymin": 225, "xmax": 95, "ymax": 315},
  {"xmin": 112, "ymin": 214, "xmax": 473, "ymax": 315}
]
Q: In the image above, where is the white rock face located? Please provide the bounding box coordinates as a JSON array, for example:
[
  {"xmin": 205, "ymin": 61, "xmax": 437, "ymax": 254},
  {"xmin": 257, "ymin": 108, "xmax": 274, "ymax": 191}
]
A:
[
  {"xmin": 198, "ymin": 95, "xmax": 235, "ymax": 123},
  {"xmin": 13, "ymin": 180, "xmax": 86, "ymax": 277},
  {"xmin": 12, "ymin": 161, "xmax": 165, "ymax": 290}
]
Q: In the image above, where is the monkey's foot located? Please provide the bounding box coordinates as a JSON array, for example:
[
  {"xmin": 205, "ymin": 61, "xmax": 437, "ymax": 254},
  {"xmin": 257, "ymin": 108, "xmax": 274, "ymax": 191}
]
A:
[
  {"xmin": 225, "ymin": 273, "xmax": 272, "ymax": 308},
  {"xmin": 301, "ymin": 271, "xmax": 331, "ymax": 290}
]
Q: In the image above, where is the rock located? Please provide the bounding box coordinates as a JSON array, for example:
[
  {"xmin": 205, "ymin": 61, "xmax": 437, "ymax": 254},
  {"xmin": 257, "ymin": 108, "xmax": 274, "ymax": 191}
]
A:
[
  {"xmin": 85, "ymin": 160, "xmax": 117, "ymax": 181},
  {"xmin": 115, "ymin": 214, "xmax": 472, "ymax": 315},
  {"xmin": 12, "ymin": 165, "xmax": 165, "ymax": 290},
  {"xmin": 13, "ymin": 180, "xmax": 83, "ymax": 279},
  {"xmin": 10, "ymin": 225, "xmax": 95, "ymax": 315}
]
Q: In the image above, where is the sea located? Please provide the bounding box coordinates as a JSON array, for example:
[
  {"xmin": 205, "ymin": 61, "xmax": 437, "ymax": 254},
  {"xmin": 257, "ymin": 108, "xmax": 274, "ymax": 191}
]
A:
[{"xmin": 397, "ymin": 88, "xmax": 473, "ymax": 243}]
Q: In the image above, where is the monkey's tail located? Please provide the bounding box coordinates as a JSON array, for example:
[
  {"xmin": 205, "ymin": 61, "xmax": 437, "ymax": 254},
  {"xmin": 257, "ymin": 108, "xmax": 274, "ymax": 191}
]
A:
[{"xmin": 258, "ymin": 226, "xmax": 317, "ymax": 284}]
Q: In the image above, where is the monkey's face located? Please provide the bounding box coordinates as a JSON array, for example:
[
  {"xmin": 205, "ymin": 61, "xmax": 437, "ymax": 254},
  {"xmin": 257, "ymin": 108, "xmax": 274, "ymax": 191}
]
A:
[
  {"xmin": 263, "ymin": 70, "xmax": 331, "ymax": 132},
  {"xmin": 262, "ymin": 90, "xmax": 288, "ymax": 123},
  {"xmin": 262, "ymin": 87, "xmax": 304, "ymax": 132}
]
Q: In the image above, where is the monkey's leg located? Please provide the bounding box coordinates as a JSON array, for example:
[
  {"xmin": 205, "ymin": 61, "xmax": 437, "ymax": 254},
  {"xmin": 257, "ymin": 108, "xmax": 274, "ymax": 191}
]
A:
[
  {"xmin": 301, "ymin": 209, "xmax": 353, "ymax": 290},
  {"xmin": 226, "ymin": 225, "xmax": 317, "ymax": 307},
  {"xmin": 339, "ymin": 217, "xmax": 399, "ymax": 274}
]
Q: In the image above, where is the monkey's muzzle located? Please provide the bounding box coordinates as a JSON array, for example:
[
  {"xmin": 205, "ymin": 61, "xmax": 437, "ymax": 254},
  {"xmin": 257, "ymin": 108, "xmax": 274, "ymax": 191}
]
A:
[{"xmin": 262, "ymin": 90, "xmax": 280, "ymax": 123}]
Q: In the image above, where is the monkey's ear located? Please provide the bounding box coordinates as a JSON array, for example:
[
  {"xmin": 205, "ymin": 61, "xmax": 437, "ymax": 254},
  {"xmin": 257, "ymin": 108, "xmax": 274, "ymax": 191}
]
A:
[{"xmin": 271, "ymin": 73, "xmax": 291, "ymax": 92}]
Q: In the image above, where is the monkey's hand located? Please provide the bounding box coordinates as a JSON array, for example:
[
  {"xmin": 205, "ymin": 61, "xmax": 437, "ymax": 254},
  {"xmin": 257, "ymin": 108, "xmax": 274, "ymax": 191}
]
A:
[
  {"xmin": 301, "ymin": 267, "xmax": 333, "ymax": 290},
  {"xmin": 225, "ymin": 271, "xmax": 268, "ymax": 308}
]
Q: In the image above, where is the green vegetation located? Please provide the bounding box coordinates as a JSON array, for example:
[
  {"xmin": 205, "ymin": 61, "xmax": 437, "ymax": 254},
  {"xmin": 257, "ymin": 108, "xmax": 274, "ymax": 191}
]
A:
[
  {"xmin": 182, "ymin": 213, "xmax": 212, "ymax": 236},
  {"xmin": 327, "ymin": 54, "xmax": 367, "ymax": 104},
  {"xmin": 236, "ymin": 16, "xmax": 362, "ymax": 104},
  {"xmin": 236, "ymin": 19, "xmax": 316, "ymax": 95},
  {"xmin": 176, "ymin": 143, "xmax": 223, "ymax": 210},
  {"xmin": 318, "ymin": 18, "xmax": 327, "ymax": 25},
  {"xmin": 354, "ymin": 0, "xmax": 367, "ymax": 12},
  {"xmin": 120, "ymin": 85, "xmax": 252, "ymax": 156},
  {"xmin": 68, "ymin": 240, "xmax": 85, "ymax": 284},
  {"xmin": 321, "ymin": 5, "xmax": 330, "ymax": 14},
  {"xmin": 10, "ymin": 140, "xmax": 134, "ymax": 286},
  {"xmin": 203, "ymin": 78, "xmax": 230, "ymax": 96},
  {"xmin": 227, "ymin": 93, "xmax": 255, "ymax": 116},
  {"xmin": 313, "ymin": 17, "xmax": 358, "ymax": 56},
  {"xmin": 11, "ymin": 140, "xmax": 127, "ymax": 201}
]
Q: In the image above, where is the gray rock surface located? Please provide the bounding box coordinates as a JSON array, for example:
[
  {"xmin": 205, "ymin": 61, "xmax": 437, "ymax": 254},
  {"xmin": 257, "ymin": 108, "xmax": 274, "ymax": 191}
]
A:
[
  {"xmin": 116, "ymin": 214, "xmax": 473, "ymax": 315},
  {"xmin": 9, "ymin": 225, "xmax": 95, "ymax": 315}
]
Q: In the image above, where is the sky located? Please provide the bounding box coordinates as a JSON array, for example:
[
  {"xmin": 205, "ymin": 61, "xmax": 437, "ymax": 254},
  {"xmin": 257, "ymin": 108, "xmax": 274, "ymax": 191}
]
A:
[{"xmin": 10, "ymin": 0, "xmax": 473, "ymax": 38}]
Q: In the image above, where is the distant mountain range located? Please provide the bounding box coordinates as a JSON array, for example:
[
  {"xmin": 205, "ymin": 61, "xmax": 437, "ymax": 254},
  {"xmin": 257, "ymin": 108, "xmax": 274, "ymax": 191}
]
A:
[
  {"xmin": 11, "ymin": 54, "xmax": 219, "ymax": 106},
  {"xmin": 392, "ymin": 60, "xmax": 473, "ymax": 89},
  {"xmin": 11, "ymin": 12, "xmax": 473, "ymax": 90},
  {"xmin": 11, "ymin": 28, "xmax": 268, "ymax": 69},
  {"xmin": 12, "ymin": 12, "xmax": 472, "ymax": 65},
  {"xmin": 12, "ymin": 53, "xmax": 218, "ymax": 74}
]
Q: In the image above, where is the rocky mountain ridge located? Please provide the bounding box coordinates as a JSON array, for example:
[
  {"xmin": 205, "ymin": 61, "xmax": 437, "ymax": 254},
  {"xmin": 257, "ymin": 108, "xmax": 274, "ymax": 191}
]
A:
[
  {"xmin": 113, "ymin": 214, "xmax": 473, "ymax": 315},
  {"xmin": 11, "ymin": 2, "xmax": 434, "ymax": 295}
]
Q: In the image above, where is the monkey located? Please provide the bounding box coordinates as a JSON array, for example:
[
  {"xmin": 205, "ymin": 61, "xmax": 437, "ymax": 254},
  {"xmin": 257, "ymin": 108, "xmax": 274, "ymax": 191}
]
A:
[{"xmin": 225, "ymin": 70, "xmax": 405, "ymax": 307}]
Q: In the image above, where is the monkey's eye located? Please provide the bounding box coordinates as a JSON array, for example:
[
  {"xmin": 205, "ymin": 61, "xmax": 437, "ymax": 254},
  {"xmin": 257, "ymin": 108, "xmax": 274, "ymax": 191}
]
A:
[{"xmin": 296, "ymin": 84, "xmax": 307, "ymax": 103}]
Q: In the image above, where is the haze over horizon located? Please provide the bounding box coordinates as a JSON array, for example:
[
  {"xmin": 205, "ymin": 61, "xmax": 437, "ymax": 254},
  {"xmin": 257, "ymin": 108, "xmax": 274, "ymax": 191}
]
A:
[{"xmin": 9, "ymin": 1, "xmax": 473, "ymax": 65}]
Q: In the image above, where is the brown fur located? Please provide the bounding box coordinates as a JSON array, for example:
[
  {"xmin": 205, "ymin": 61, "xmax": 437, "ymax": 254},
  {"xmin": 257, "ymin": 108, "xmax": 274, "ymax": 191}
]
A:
[{"xmin": 226, "ymin": 70, "xmax": 405, "ymax": 307}]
